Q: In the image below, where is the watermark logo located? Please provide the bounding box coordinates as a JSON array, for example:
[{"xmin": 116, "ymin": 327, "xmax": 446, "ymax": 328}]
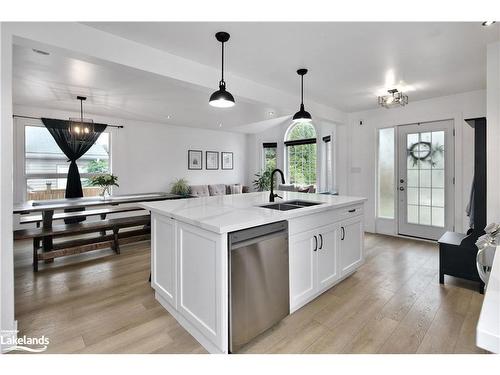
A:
[{"xmin": 1, "ymin": 330, "xmax": 49, "ymax": 353}]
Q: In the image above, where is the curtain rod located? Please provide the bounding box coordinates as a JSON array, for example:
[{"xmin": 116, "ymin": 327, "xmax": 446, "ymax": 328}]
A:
[{"xmin": 12, "ymin": 115, "xmax": 124, "ymax": 129}]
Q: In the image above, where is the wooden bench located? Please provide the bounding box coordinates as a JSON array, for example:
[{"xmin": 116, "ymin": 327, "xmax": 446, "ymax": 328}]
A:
[
  {"xmin": 14, "ymin": 215, "xmax": 151, "ymax": 272},
  {"xmin": 18, "ymin": 206, "xmax": 144, "ymax": 225}
]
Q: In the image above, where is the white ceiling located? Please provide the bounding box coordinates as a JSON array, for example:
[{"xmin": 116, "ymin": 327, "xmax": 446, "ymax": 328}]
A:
[
  {"xmin": 12, "ymin": 44, "xmax": 280, "ymax": 131},
  {"xmin": 85, "ymin": 22, "xmax": 498, "ymax": 112}
]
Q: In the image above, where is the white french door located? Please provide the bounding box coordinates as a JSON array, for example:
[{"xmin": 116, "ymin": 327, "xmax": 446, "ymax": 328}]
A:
[{"xmin": 397, "ymin": 120, "xmax": 454, "ymax": 240}]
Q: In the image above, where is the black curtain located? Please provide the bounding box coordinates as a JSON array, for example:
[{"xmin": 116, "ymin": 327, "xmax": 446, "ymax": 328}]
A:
[{"xmin": 41, "ymin": 118, "xmax": 107, "ymax": 222}]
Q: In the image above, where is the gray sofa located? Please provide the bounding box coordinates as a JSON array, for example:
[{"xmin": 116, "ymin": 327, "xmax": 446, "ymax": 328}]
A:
[
  {"xmin": 189, "ymin": 184, "xmax": 249, "ymax": 197},
  {"xmin": 278, "ymin": 183, "xmax": 316, "ymax": 193}
]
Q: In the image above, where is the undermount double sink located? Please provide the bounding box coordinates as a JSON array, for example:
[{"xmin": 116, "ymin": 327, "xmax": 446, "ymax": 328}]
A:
[{"xmin": 259, "ymin": 200, "xmax": 324, "ymax": 211}]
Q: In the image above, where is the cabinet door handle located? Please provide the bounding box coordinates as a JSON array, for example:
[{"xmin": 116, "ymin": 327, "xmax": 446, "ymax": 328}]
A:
[
  {"xmin": 319, "ymin": 234, "xmax": 323, "ymax": 249},
  {"xmin": 313, "ymin": 235, "xmax": 318, "ymax": 251},
  {"xmin": 341, "ymin": 227, "xmax": 345, "ymax": 241},
  {"xmin": 348, "ymin": 209, "xmax": 356, "ymax": 213}
]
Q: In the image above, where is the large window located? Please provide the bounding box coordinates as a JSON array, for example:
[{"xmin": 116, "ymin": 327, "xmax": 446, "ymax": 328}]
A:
[
  {"xmin": 263, "ymin": 142, "xmax": 277, "ymax": 171},
  {"xmin": 377, "ymin": 127, "xmax": 395, "ymax": 218},
  {"xmin": 25, "ymin": 124, "xmax": 110, "ymax": 201},
  {"xmin": 285, "ymin": 122, "xmax": 317, "ymax": 186}
]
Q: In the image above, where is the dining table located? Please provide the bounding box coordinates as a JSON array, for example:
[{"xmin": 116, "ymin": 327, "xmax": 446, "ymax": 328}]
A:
[{"xmin": 13, "ymin": 192, "xmax": 189, "ymax": 253}]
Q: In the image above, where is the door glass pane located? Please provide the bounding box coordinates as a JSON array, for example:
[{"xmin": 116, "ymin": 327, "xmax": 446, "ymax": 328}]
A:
[
  {"xmin": 419, "ymin": 188, "xmax": 431, "ymax": 206},
  {"xmin": 419, "ymin": 206, "xmax": 431, "ymax": 225},
  {"xmin": 405, "ymin": 130, "xmax": 445, "ymax": 228},
  {"xmin": 408, "ymin": 205, "xmax": 419, "ymax": 224},
  {"xmin": 407, "ymin": 187, "xmax": 419, "ymax": 205},
  {"xmin": 407, "ymin": 170, "xmax": 418, "ymax": 187},
  {"xmin": 419, "ymin": 169, "xmax": 431, "ymax": 187},
  {"xmin": 432, "ymin": 207, "xmax": 445, "ymax": 227}
]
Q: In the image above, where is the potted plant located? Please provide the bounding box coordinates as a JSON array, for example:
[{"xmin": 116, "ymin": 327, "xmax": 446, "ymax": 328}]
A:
[
  {"xmin": 252, "ymin": 168, "xmax": 273, "ymax": 192},
  {"xmin": 170, "ymin": 178, "xmax": 190, "ymax": 196},
  {"xmin": 89, "ymin": 174, "xmax": 119, "ymax": 199}
]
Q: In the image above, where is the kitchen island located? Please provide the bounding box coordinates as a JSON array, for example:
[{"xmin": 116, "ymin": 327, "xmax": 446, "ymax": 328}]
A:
[{"xmin": 140, "ymin": 191, "xmax": 366, "ymax": 353}]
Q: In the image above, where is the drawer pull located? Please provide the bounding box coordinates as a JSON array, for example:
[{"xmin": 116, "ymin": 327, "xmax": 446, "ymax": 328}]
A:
[{"xmin": 348, "ymin": 209, "xmax": 356, "ymax": 213}]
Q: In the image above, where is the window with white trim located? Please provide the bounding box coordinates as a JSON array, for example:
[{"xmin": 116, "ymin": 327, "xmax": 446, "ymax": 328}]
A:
[
  {"xmin": 285, "ymin": 122, "xmax": 317, "ymax": 186},
  {"xmin": 262, "ymin": 142, "xmax": 277, "ymax": 171},
  {"xmin": 24, "ymin": 123, "xmax": 111, "ymax": 201},
  {"xmin": 377, "ymin": 127, "xmax": 395, "ymax": 218}
]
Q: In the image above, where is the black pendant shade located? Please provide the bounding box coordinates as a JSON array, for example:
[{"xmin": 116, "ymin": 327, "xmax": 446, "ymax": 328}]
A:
[
  {"xmin": 293, "ymin": 68, "xmax": 312, "ymax": 122},
  {"xmin": 209, "ymin": 31, "xmax": 235, "ymax": 108}
]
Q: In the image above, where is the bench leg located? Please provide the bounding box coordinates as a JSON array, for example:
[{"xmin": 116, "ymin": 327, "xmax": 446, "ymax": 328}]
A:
[
  {"xmin": 439, "ymin": 272, "xmax": 444, "ymax": 284},
  {"xmin": 100, "ymin": 214, "xmax": 107, "ymax": 236},
  {"xmin": 32, "ymin": 238, "xmax": 38, "ymax": 272},
  {"xmin": 113, "ymin": 227, "xmax": 120, "ymax": 254},
  {"xmin": 479, "ymin": 281, "xmax": 485, "ymax": 294}
]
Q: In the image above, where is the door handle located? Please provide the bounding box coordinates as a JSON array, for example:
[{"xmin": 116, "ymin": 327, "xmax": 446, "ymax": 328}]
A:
[
  {"xmin": 341, "ymin": 227, "xmax": 345, "ymax": 241},
  {"xmin": 348, "ymin": 209, "xmax": 356, "ymax": 213},
  {"xmin": 319, "ymin": 234, "xmax": 323, "ymax": 249},
  {"xmin": 313, "ymin": 235, "xmax": 318, "ymax": 251},
  {"xmin": 399, "ymin": 186, "xmax": 405, "ymax": 191}
]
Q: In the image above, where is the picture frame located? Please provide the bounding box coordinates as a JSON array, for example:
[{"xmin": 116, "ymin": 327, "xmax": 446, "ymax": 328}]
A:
[
  {"xmin": 188, "ymin": 150, "xmax": 203, "ymax": 170},
  {"xmin": 206, "ymin": 151, "xmax": 219, "ymax": 170},
  {"xmin": 221, "ymin": 152, "xmax": 233, "ymax": 170}
]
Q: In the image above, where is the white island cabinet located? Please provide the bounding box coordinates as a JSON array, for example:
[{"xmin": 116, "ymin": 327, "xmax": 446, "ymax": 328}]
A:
[{"xmin": 141, "ymin": 191, "xmax": 366, "ymax": 353}]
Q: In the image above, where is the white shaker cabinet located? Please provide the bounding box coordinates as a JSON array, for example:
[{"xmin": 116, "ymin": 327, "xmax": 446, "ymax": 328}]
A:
[
  {"xmin": 339, "ymin": 216, "xmax": 364, "ymax": 277},
  {"xmin": 317, "ymin": 223, "xmax": 341, "ymax": 292},
  {"xmin": 289, "ymin": 228, "xmax": 317, "ymax": 311},
  {"xmin": 289, "ymin": 223, "xmax": 342, "ymax": 312},
  {"xmin": 289, "ymin": 207, "xmax": 363, "ymax": 312}
]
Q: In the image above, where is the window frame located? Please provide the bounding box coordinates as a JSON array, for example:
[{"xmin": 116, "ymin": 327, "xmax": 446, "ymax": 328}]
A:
[
  {"xmin": 376, "ymin": 126, "xmax": 396, "ymax": 219},
  {"xmin": 21, "ymin": 120, "xmax": 112, "ymax": 201},
  {"xmin": 262, "ymin": 142, "xmax": 277, "ymax": 171},
  {"xmin": 284, "ymin": 122, "xmax": 318, "ymax": 187}
]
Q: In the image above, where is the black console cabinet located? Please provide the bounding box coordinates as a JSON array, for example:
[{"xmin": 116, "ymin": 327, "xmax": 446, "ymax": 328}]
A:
[{"xmin": 438, "ymin": 117, "xmax": 486, "ymax": 294}]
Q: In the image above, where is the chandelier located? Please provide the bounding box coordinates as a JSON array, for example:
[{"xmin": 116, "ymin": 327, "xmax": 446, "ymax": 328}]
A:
[
  {"xmin": 69, "ymin": 96, "xmax": 94, "ymax": 137},
  {"xmin": 377, "ymin": 89, "xmax": 408, "ymax": 109}
]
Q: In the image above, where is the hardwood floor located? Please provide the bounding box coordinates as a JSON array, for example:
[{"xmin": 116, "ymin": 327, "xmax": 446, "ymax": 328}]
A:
[{"xmin": 12, "ymin": 233, "xmax": 486, "ymax": 354}]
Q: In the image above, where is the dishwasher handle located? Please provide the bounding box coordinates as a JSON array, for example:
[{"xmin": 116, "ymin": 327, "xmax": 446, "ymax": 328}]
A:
[
  {"xmin": 230, "ymin": 221, "xmax": 287, "ymax": 246},
  {"xmin": 230, "ymin": 230, "xmax": 287, "ymax": 250}
]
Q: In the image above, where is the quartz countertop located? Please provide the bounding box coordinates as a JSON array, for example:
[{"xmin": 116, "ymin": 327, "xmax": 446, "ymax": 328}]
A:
[
  {"xmin": 477, "ymin": 246, "xmax": 500, "ymax": 353},
  {"xmin": 139, "ymin": 191, "xmax": 366, "ymax": 234}
]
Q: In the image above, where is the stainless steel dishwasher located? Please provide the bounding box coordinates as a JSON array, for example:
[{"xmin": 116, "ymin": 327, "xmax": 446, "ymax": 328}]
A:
[{"xmin": 228, "ymin": 221, "xmax": 289, "ymax": 353}]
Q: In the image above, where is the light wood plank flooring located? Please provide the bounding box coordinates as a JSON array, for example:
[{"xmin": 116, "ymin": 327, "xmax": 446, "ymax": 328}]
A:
[{"xmin": 12, "ymin": 233, "xmax": 486, "ymax": 354}]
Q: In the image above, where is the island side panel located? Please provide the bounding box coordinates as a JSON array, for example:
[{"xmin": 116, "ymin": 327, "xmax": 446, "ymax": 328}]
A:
[
  {"xmin": 151, "ymin": 215, "xmax": 177, "ymax": 308},
  {"xmin": 150, "ymin": 212, "xmax": 228, "ymax": 354}
]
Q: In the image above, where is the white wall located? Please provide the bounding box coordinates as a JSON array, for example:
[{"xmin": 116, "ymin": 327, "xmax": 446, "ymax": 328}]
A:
[
  {"xmin": 13, "ymin": 105, "xmax": 249, "ymax": 203},
  {"xmin": 0, "ymin": 24, "xmax": 16, "ymax": 352},
  {"xmin": 343, "ymin": 90, "xmax": 486, "ymax": 234},
  {"xmin": 487, "ymin": 42, "xmax": 500, "ymax": 223}
]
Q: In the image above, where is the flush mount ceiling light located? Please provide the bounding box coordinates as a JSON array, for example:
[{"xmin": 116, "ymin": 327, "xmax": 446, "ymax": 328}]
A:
[
  {"xmin": 69, "ymin": 96, "xmax": 94, "ymax": 136},
  {"xmin": 378, "ymin": 88, "xmax": 409, "ymax": 109},
  {"xmin": 482, "ymin": 21, "xmax": 496, "ymax": 27},
  {"xmin": 209, "ymin": 31, "xmax": 235, "ymax": 108},
  {"xmin": 292, "ymin": 68, "xmax": 312, "ymax": 122}
]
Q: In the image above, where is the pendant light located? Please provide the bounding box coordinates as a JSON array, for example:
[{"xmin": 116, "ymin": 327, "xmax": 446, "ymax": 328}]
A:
[
  {"xmin": 292, "ymin": 68, "xmax": 312, "ymax": 122},
  {"xmin": 209, "ymin": 31, "xmax": 235, "ymax": 108},
  {"xmin": 69, "ymin": 96, "xmax": 94, "ymax": 136}
]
